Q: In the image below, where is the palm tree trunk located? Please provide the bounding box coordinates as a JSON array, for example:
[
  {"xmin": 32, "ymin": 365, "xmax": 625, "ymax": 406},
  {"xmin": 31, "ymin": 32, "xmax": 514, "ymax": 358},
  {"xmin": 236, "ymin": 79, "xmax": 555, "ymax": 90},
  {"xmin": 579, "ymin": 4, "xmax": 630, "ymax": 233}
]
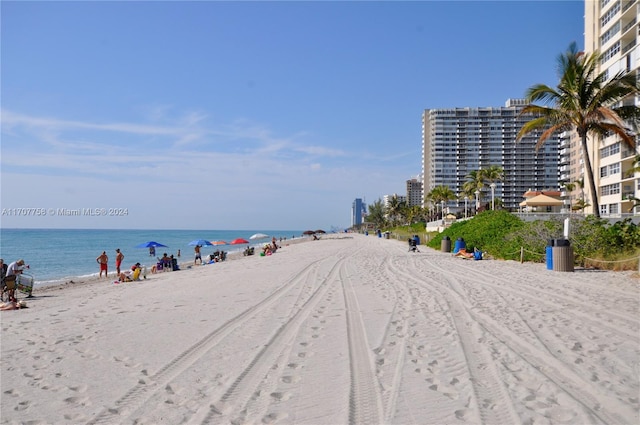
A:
[{"xmin": 581, "ymin": 133, "xmax": 600, "ymax": 218}]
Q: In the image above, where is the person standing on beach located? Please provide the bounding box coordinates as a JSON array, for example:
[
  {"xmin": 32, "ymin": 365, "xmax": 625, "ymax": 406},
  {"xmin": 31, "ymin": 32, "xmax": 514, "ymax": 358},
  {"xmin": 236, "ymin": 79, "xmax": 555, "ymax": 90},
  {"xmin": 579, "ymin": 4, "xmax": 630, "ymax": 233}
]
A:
[
  {"xmin": 115, "ymin": 249, "xmax": 124, "ymax": 275},
  {"xmin": 5, "ymin": 259, "xmax": 26, "ymax": 302},
  {"xmin": 96, "ymin": 251, "xmax": 109, "ymax": 278},
  {"xmin": 149, "ymin": 246, "xmax": 156, "ymax": 257},
  {"xmin": 0, "ymin": 259, "xmax": 7, "ymax": 279},
  {"xmin": 194, "ymin": 245, "xmax": 202, "ymax": 265}
]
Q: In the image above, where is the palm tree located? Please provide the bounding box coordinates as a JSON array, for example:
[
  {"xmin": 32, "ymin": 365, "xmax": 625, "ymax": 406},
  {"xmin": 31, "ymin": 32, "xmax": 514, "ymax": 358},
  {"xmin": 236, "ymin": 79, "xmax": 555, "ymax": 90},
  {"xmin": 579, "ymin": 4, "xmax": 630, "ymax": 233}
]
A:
[
  {"xmin": 563, "ymin": 182, "xmax": 576, "ymax": 211},
  {"xmin": 480, "ymin": 165, "xmax": 504, "ymax": 210},
  {"xmin": 464, "ymin": 169, "xmax": 485, "ymax": 211},
  {"xmin": 517, "ymin": 42, "xmax": 639, "ymax": 218},
  {"xmin": 575, "ymin": 176, "xmax": 586, "ymax": 209},
  {"xmin": 625, "ymin": 155, "xmax": 640, "ymax": 177},
  {"xmin": 428, "ymin": 185, "xmax": 457, "ymax": 219},
  {"xmin": 386, "ymin": 195, "xmax": 406, "ymax": 227}
]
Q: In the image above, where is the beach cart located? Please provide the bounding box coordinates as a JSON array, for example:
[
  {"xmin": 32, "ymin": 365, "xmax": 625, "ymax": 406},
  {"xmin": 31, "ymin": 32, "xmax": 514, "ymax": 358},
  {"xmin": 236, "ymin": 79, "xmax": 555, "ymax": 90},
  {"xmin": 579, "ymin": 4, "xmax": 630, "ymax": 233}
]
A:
[{"xmin": 16, "ymin": 273, "xmax": 35, "ymax": 298}]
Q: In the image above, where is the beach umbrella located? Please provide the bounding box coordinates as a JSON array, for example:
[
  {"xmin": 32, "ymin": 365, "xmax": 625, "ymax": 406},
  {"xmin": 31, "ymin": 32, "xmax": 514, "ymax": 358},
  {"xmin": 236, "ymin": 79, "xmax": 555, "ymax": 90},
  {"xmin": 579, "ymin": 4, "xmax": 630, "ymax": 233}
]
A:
[
  {"xmin": 230, "ymin": 238, "xmax": 249, "ymax": 245},
  {"xmin": 188, "ymin": 239, "xmax": 213, "ymax": 246},
  {"xmin": 211, "ymin": 240, "xmax": 228, "ymax": 246},
  {"xmin": 302, "ymin": 230, "xmax": 315, "ymax": 235},
  {"xmin": 249, "ymin": 233, "xmax": 269, "ymax": 240},
  {"xmin": 314, "ymin": 229, "xmax": 326, "ymax": 234},
  {"xmin": 135, "ymin": 241, "xmax": 168, "ymax": 248}
]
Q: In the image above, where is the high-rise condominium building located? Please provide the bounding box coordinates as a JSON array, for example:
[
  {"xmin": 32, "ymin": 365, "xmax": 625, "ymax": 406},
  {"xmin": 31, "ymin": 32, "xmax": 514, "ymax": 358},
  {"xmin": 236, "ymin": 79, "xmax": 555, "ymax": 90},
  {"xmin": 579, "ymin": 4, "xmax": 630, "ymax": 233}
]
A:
[
  {"xmin": 351, "ymin": 198, "xmax": 366, "ymax": 227},
  {"xmin": 406, "ymin": 178, "xmax": 423, "ymax": 207},
  {"xmin": 584, "ymin": 0, "xmax": 639, "ymax": 216},
  {"xmin": 421, "ymin": 99, "xmax": 560, "ymax": 210}
]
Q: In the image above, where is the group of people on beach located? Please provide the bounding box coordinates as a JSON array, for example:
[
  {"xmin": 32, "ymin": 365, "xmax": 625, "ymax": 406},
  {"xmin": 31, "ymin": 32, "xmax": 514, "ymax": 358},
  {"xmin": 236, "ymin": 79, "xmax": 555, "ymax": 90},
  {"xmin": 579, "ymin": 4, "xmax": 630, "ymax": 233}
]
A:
[
  {"xmin": 96, "ymin": 249, "xmax": 123, "ymax": 278},
  {"xmin": 97, "ymin": 248, "xmax": 147, "ymax": 281}
]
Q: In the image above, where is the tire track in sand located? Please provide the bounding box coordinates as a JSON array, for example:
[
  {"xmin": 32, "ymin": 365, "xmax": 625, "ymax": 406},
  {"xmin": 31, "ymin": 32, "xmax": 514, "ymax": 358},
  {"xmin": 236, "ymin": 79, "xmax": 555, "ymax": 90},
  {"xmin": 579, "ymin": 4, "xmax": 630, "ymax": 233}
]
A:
[
  {"xmin": 421, "ymin": 256, "xmax": 636, "ymax": 425},
  {"xmin": 85, "ymin": 258, "xmax": 329, "ymax": 425},
  {"xmin": 387, "ymin": 254, "xmax": 521, "ymax": 425},
  {"xmin": 341, "ymin": 258, "xmax": 385, "ymax": 425},
  {"xmin": 192, "ymin": 252, "xmax": 348, "ymax": 425}
]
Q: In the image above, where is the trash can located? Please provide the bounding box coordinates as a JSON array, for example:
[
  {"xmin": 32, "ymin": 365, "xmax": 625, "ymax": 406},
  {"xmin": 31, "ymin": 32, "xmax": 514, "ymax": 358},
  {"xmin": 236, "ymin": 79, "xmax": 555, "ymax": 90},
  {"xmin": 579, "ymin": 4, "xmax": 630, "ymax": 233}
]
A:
[
  {"xmin": 377, "ymin": 230, "xmax": 381, "ymax": 238},
  {"xmin": 413, "ymin": 235, "xmax": 420, "ymax": 246},
  {"xmin": 384, "ymin": 231, "xmax": 390, "ymax": 239},
  {"xmin": 545, "ymin": 239, "xmax": 554, "ymax": 270},
  {"xmin": 453, "ymin": 238, "xmax": 466, "ymax": 254},
  {"xmin": 441, "ymin": 236, "xmax": 451, "ymax": 253},
  {"xmin": 552, "ymin": 239, "xmax": 574, "ymax": 272}
]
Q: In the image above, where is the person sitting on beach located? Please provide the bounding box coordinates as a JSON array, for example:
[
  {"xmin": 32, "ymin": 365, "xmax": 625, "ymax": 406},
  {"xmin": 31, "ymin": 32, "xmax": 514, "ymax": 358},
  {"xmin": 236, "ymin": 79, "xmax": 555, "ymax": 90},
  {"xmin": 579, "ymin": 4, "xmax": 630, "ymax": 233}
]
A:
[
  {"xmin": 118, "ymin": 263, "xmax": 144, "ymax": 282},
  {"xmin": 170, "ymin": 255, "xmax": 179, "ymax": 271},
  {"xmin": 453, "ymin": 248, "xmax": 474, "ymax": 259},
  {"xmin": 160, "ymin": 253, "xmax": 171, "ymax": 272}
]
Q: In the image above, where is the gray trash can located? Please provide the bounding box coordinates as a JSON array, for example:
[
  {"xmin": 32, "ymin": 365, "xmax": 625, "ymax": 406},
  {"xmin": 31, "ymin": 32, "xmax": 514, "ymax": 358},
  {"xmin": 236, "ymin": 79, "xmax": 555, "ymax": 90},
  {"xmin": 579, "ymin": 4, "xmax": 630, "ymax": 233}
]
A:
[
  {"xmin": 552, "ymin": 239, "xmax": 574, "ymax": 272},
  {"xmin": 441, "ymin": 236, "xmax": 451, "ymax": 253}
]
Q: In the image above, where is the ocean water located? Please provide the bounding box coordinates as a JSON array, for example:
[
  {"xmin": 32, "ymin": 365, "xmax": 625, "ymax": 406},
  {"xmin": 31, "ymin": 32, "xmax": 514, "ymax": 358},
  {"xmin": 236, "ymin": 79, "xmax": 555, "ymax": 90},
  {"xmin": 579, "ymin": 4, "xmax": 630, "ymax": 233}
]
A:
[{"xmin": 0, "ymin": 229, "xmax": 302, "ymax": 288}]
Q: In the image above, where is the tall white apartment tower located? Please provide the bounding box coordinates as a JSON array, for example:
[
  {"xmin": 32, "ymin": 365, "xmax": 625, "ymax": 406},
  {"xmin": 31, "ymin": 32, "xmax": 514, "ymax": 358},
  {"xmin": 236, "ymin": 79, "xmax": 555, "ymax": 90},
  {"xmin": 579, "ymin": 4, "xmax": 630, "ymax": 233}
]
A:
[
  {"xmin": 584, "ymin": 0, "xmax": 639, "ymax": 216},
  {"xmin": 421, "ymin": 99, "xmax": 560, "ymax": 210}
]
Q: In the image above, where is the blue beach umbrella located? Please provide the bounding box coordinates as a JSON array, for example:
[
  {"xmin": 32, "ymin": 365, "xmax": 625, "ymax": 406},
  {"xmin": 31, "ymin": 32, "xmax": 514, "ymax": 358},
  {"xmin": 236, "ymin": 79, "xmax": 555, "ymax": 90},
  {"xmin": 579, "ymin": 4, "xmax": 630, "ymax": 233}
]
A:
[
  {"xmin": 135, "ymin": 241, "xmax": 168, "ymax": 248},
  {"xmin": 188, "ymin": 239, "xmax": 213, "ymax": 247}
]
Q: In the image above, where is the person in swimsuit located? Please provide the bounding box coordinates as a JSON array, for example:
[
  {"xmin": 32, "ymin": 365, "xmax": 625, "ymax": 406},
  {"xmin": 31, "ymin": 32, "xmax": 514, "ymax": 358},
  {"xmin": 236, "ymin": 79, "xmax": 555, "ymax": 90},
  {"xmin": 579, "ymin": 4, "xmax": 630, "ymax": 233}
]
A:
[
  {"xmin": 194, "ymin": 245, "xmax": 202, "ymax": 265},
  {"xmin": 96, "ymin": 251, "xmax": 109, "ymax": 278},
  {"xmin": 115, "ymin": 248, "xmax": 124, "ymax": 275}
]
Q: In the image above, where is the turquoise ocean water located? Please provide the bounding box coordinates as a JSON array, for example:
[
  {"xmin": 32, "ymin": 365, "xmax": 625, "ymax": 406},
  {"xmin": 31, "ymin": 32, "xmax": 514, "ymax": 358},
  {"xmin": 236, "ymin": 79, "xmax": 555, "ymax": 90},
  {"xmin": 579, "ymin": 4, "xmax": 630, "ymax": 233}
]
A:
[{"xmin": 0, "ymin": 229, "xmax": 302, "ymax": 288}]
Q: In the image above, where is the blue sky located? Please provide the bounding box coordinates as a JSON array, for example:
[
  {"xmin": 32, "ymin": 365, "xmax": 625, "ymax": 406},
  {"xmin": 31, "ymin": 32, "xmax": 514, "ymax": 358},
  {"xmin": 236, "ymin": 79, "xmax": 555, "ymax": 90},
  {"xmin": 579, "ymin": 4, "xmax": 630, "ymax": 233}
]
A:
[{"xmin": 1, "ymin": 1, "xmax": 584, "ymax": 230}]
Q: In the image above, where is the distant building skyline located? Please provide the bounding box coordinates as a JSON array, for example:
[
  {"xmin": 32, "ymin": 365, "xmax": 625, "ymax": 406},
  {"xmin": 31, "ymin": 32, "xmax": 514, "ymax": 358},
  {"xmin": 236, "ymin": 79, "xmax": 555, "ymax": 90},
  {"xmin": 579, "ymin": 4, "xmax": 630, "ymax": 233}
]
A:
[
  {"xmin": 351, "ymin": 198, "xmax": 366, "ymax": 227},
  {"xmin": 421, "ymin": 99, "xmax": 560, "ymax": 210}
]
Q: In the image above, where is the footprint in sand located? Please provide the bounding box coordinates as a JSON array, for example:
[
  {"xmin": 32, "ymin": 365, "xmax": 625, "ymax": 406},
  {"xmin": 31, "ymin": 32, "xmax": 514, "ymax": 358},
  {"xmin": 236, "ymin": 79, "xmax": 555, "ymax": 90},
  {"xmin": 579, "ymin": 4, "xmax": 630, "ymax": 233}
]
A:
[
  {"xmin": 14, "ymin": 400, "xmax": 30, "ymax": 411},
  {"xmin": 64, "ymin": 396, "xmax": 91, "ymax": 407},
  {"xmin": 68, "ymin": 384, "xmax": 88, "ymax": 393},
  {"xmin": 4, "ymin": 388, "xmax": 20, "ymax": 398},
  {"xmin": 270, "ymin": 391, "xmax": 292, "ymax": 401},
  {"xmin": 281, "ymin": 375, "xmax": 301, "ymax": 384},
  {"xmin": 262, "ymin": 412, "xmax": 289, "ymax": 423}
]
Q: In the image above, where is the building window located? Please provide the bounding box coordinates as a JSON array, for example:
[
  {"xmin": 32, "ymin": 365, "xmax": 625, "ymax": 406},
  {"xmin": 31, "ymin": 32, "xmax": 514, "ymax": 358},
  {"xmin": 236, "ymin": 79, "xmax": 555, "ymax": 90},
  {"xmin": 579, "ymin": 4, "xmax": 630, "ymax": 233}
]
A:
[
  {"xmin": 601, "ymin": 1, "xmax": 621, "ymax": 27},
  {"xmin": 609, "ymin": 203, "xmax": 619, "ymax": 214},
  {"xmin": 600, "ymin": 162, "xmax": 621, "ymax": 177},
  {"xmin": 601, "ymin": 20, "xmax": 620, "ymax": 45},
  {"xmin": 600, "ymin": 142, "xmax": 621, "ymax": 158},
  {"xmin": 601, "ymin": 41, "xmax": 621, "ymax": 63},
  {"xmin": 601, "ymin": 183, "xmax": 621, "ymax": 196}
]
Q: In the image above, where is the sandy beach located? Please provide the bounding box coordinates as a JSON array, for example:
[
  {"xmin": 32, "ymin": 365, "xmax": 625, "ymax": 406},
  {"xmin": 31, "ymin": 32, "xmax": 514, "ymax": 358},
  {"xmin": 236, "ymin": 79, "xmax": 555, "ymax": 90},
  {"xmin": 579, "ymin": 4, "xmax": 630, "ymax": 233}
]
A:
[{"xmin": 1, "ymin": 234, "xmax": 638, "ymax": 425}]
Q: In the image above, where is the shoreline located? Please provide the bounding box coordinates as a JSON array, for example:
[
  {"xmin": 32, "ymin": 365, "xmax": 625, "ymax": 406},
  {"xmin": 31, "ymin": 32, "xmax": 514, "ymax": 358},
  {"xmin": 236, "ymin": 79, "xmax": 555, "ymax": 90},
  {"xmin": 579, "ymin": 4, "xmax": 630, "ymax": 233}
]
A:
[{"xmin": 28, "ymin": 235, "xmax": 316, "ymax": 295}]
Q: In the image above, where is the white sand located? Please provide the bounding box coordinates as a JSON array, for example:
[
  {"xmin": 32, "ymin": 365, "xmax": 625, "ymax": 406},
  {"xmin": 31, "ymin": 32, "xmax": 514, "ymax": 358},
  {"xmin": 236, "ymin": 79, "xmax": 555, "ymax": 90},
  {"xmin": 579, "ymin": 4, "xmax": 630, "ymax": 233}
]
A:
[{"xmin": 1, "ymin": 234, "xmax": 638, "ymax": 425}]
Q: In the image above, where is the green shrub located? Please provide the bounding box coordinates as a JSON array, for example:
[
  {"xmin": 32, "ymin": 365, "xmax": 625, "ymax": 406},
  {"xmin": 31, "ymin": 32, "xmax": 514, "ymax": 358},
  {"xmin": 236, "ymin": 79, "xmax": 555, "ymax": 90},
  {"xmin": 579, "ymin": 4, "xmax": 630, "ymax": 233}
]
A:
[{"xmin": 422, "ymin": 212, "xmax": 639, "ymax": 270}]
